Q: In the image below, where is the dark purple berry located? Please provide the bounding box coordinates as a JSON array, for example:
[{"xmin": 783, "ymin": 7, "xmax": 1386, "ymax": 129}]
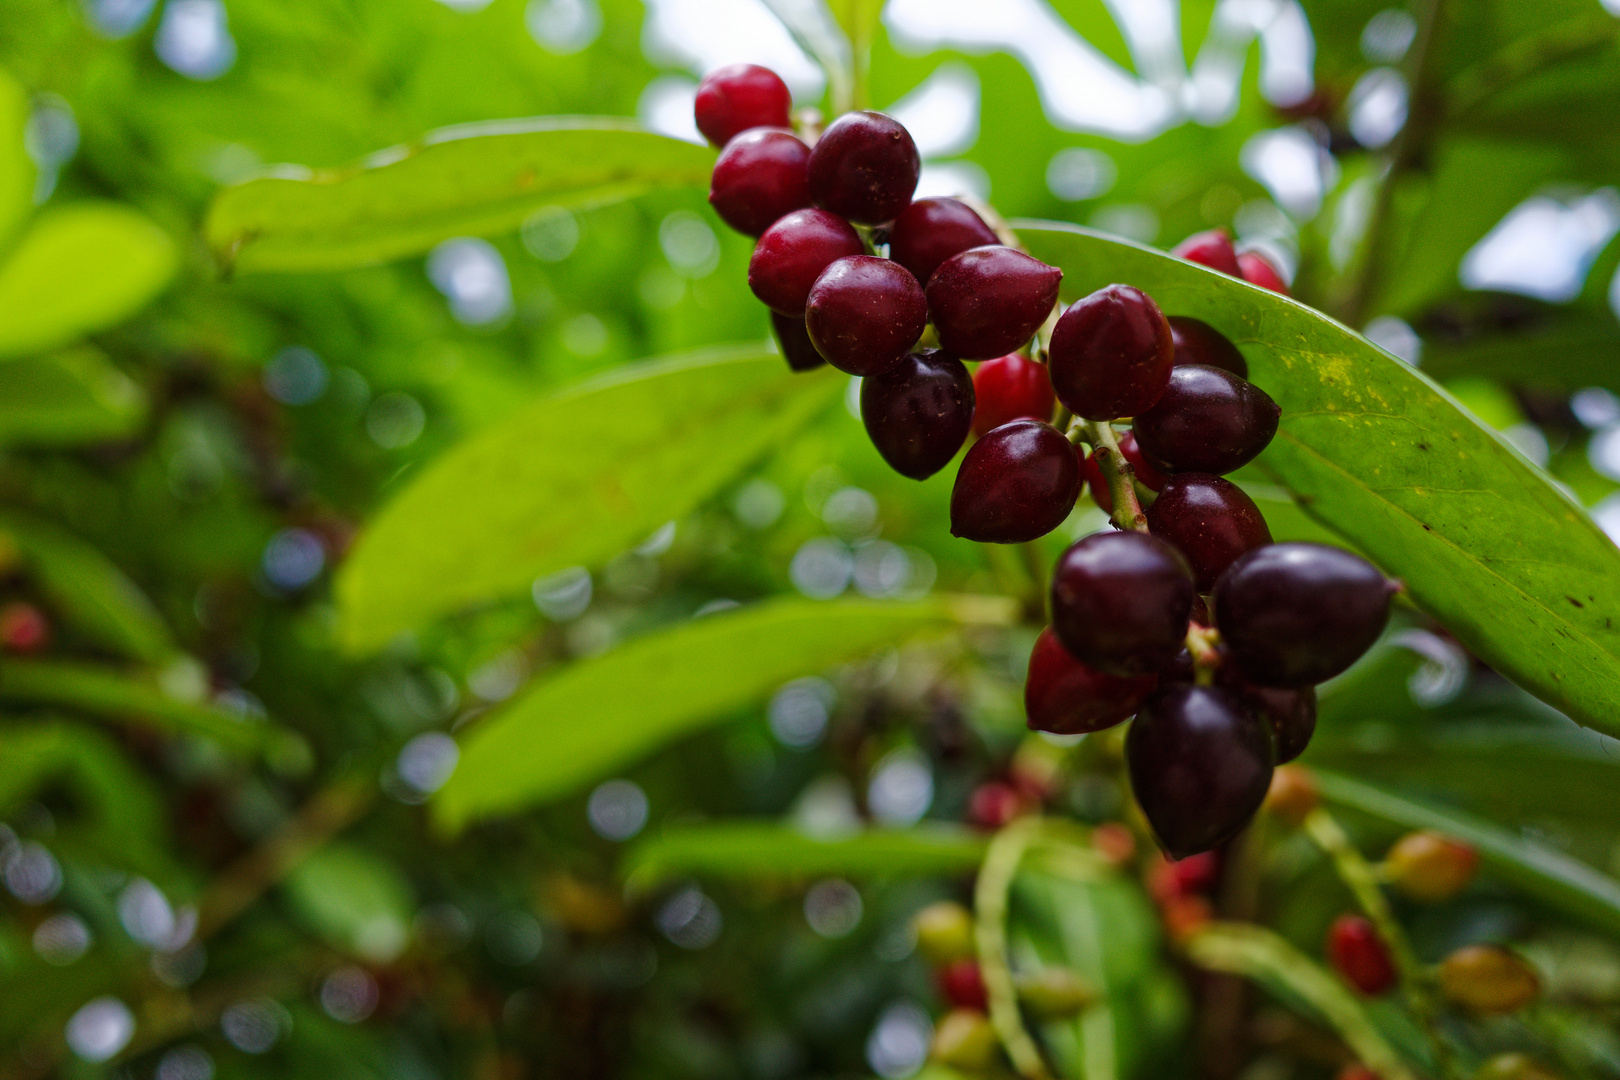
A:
[
  {"xmin": 708, "ymin": 128, "xmax": 812, "ymax": 236},
  {"xmin": 1168, "ymin": 316, "xmax": 1247, "ymax": 378},
  {"xmin": 748, "ymin": 208, "xmax": 864, "ymax": 316},
  {"xmin": 770, "ymin": 311, "xmax": 825, "ymax": 372},
  {"xmin": 861, "ymin": 349, "xmax": 975, "ymax": 480},
  {"xmin": 1025, "ymin": 627, "xmax": 1157, "ymax": 735},
  {"xmin": 1212, "ymin": 543, "xmax": 1397, "ymax": 687},
  {"xmin": 972, "ymin": 353, "xmax": 1056, "ymax": 436},
  {"xmin": 804, "ymin": 255, "xmax": 926, "ymax": 376},
  {"xmin": 926, "ymin": 246, "xmax": 1062, "ymax": 360},
  {"xmin": 1144, "ymin": 473, "xmax": 1273, "ymax": 592},
  {"xmin": 807, "ymin": 110, "xmax": 920, "ymax": 225},
  {"xmin": 694, "ymin": 64, "xmax": 793, "ymax": 147},
  {"xmin": 1051, "ymin": 531, "xmax": 1194, "ymax": 677},
  {"xmin": 1048, "ymin": 284, "xmax": 1173, "ymax": 421},
  {"xmin": 1219, "ymin": 672, "xmax": 1316, "ymax": 764},
  {"xmin": 1127, "ymin": 684, "xmax": 1275, "ymax": 858},
  {"xmin": 1133, "ymin": 365, "xmax": 1280, "ymax": 475},
  {"xmin": 1172, "ymin": 229, "xmax": 1241, "ymax": 276},
  {"xmin": 888, "ymin": 197, "xmax": 999, "ymax": 284},
  {"xmin": 950, "ymin": 420, "xmax": 1081, "ymax": 543}
]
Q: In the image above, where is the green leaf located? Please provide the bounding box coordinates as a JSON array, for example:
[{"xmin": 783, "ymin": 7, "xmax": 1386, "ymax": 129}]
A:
[
  {"xmin": 434, "ymin": 595, "xmax": 1015, "ymax": 829},
  {"xmin": 0, "ymin": 511, "xmax": 173, "ymax": 662},
  {"xmin": 1018, "ymin": 219, "xmax": 1620, "ymax": 738},
  {"xmin": 0, "ymin": 204, "xmax": 177, "ymax": 358},
  {"xmin": 205, "ymin": 118, "xmax": 717, "ymax": 274},
  {"xmin": 0, "ymin": 348, "xmax": 146, "ymax": 445},
  {"xmin": 337, "ymin": 347, "xmax": 843, "ymax": 653},
  {"xmin": 0, "ymin": 66, "xmax": 32, "ymax": 253},
  {"xmin": 1315, "ymin": 770, "xmax": 1620, "ymax": 938},
  {"xmin": 624, "ymin": 822, "xmax": 987, "ymax": 892},
  {"xmin": 0, "ymin": 659, "xmax": 273, "ymax": 754},
  {"xmin": 1186, "ymin": 922, "xmax": 1416, "ymax": 1080},
  {"xmin": 281, "ymin": 842, "xmax": 415, "ymax": 962}
]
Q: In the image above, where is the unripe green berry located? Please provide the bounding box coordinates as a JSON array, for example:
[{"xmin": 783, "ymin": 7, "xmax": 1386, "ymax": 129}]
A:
[
  {"xmin": 930, "ymin": 1007, "xmax": 998, "ymax": 1071},
  {"xmin": 1439, "ymin": 945, "xmax": 1540, "ymax": 1014},
  {"xmin": 1016, "ymin": 967, "xmax": 1096, "ymax": 1019},
  {"xmin": 913, "ymin": 901, "xmax": 975, "ymax": 965},
  {"xmin": 1384, "ymin": 830, "xmax": 1478, "ymax": 902},
  {"xmin": 1475, "ymin": 1053, "xmax": 1562, "ymax": 1080}
]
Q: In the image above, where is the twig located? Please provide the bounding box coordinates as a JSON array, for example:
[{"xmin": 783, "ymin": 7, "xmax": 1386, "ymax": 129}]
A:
[{"xmin": 1082, "ymin": 421, "xmax": 1149, "ymax": 533}]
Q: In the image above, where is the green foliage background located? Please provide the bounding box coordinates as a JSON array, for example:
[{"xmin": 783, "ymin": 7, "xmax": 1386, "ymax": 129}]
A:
[{"xmin": 0, "ymin": 0, "xmax": 1618, "ymax": 1077}]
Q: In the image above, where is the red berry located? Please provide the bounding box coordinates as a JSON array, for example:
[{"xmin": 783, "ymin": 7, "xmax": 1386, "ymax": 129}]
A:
[
  {"xmin": 1172, "ymin": 229, "xmax": 1241, "ymax": 276},
  {"xmin": 1327, "ymin": 914, "xmax": 1397, "ymax": 995},
  {"xmin": 693, "ymin": 63, "xmax": 793, "ymax": 147},
  {"xmin": 1127, "ymin": 684, "xmax": 1275, "ymax": 858},
  {"xmin": 950, "ymin": 420, "xmax": 1081, "ymax": 544},
  {"xmin": 1144, "ymin": 473, "xmax": 1273, "ymax": 592},
  {"xmin": 860, "ymin": 349, "xmax": 975, "ymax": 480},
  {"xmin": 770, "ymin": 311, "xmax": 825, "ymax": 372},
  {"xmin": 807, "ymin": 110, "xmax": 920, "ymax": 225},
  {"xmin": 0, "ymin": 601, "xmax": 49, "ymax": 653},
  {"xmin": 1083, "ymin": 431, "xmax": 1165, "ymax": 515},
  {"xmin": 1168, "ymin": 316, "xmax": 1247, "ymax": 378},
  {"xmin": 708, "ymin": 128, "xmax": 811, "ymax": 237},
  {"xmin": 1150, "ymin": 851, "xmax": 1221, "ymax": 903},
  {"xmin": 1132, "ymin": 365, "xmax": 1280, "ymax": 476},
  {"xmin": 971, "ymin": 353, "xmax": 1055, "ymax": 436},
  {"xmin": 937, "ymin": 958, "xmax": 990, "ymax": 1011},
  {"xmin": 1238, "ymin": 251, "xmax": 1289, "ymax": 295},
  {"xmin": 1024, "ymin": 627, "xmax": 1157, "ymax": 736},
  {"xmin": 966, "ymin": 783, "xmax": 1027, "ymax": 832},
  {"xmin": 1212, "ymin": 543, "xmax": 1397, "ymax": 688},
  {"xmin": 1219, "ymin": 673, "xmax": 1317, "ymax": 764},
  {"xmin": 1048, "ymin": 284, "xmax": 1174, "ymax": 421},
  {"xmin": 1051, "ymin": 531, "xmax": 1195, "ymax": 678},
  {"xmin": 747, "ymin": 208, "xmax": 864, "ymax": 316},
  {"xmin": 926, "ymin": 246, "xmax": 1062, "ymax": 361},
  {"xmin": 888, "ymin": 197, "xmax": 999, "ymax": 285},
  {"xmin": 804, "ymin": 255, "xmax": 926, "ymax": 376}
]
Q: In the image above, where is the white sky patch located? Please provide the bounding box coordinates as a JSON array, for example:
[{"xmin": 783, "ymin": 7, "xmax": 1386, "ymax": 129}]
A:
[
  {"xmin": 1461, "ymin": 188, "xmax": 1620, "ymax": 303},
  {"xmin": 641, "ymin": 0, "xmax": 824, "ymax": 100},
  {"xmin": 884, "ymin": 63, "xmax": 980, "ymax": 158}
]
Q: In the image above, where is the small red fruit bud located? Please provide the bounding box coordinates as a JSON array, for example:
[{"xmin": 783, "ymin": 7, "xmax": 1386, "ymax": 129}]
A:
[
  {"xmin": 0, "ymin": 601, "xmax": 49, "ymax": 653},
  {"xmin": 1326, "ymin": 914, "xmax": 1397, "ymax": 995},
  {"xmin": 937, "ymin": 958, "xmax": 989, "ymax": 1012}
]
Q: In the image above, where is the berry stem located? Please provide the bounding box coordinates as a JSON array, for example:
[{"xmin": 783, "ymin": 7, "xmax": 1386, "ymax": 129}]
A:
[
  {"xmin": 974, "ymin": 816, "xmax": 1054, "ymax": 1080},
  {"xmin": 1083, "ymin": 421, "xmax": 1149, "ymax": 533},
  {"xmin": 1185, "ymin": 624, "xmax": 1223, "ymax": 684},
  {"xmin": 1302, "ymin": 807, "xmax": 1458, "ymax": 1078}
]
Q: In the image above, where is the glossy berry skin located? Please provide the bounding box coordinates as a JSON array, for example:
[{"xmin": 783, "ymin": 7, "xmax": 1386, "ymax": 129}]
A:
[
  {"xmin": 748, "ymin": 209, "xmax": 864, "ymax": 316},
  {"xmin": 1327, "ymin": 915, "xmax": 1397, "ymax": 995},
  {"xmin": 694, "ymin": 63, "xmax": 793, "ymax": 147},
  {"xmin": 770, "ymin": 311, "xmax": 825, "ymax": 372},
  {"xmin": 708, "ymin": 128, "xmax": 812, "ymax": 236},
  {"xmin": 888, "ymin": 197, "xmax": 999, "ymax": 285},
  {"xmin": 1172, "ymin": 228, "xmax": 1241, "ymax": 276},
  {"xmin": 1024, "ymin": 626, "xmax": 1157, "ymax": 735},
  {"xmin": 1238, "ymin": 251, "xmax": 1289, "ymax": 295},
  {"xmin": 807, "ymin": 110, "xmax": 920, "ymax": 225},
  {"xmin": 951, "ymin": 420, "xmax": 1081, "ymax": 543},
  {"xmin": 972, "ymin": 353, "xmax": 1056, "ymax": 435},
  {"xmin": 937, "ymin": 959, "xmax": 990, "ymax": 1012},
  {"xmin": 1048, "ymin": 284, "xmax": 1174, "ymax": 420},
  {"xmin": 805, "ymin": 255, "xmax": 926, "ymax": 376},
  {"xmin": 1144, "ymin": 473, "xmax": 1273, "ymax": 592},
  {"xmin": 1126, "ymin": 684, "xmax": 1275, "ymax": 858},
  {"xmin": 1168, "ymin": 316, "xmax": 1247, "ymax": 378},
  {"xmin": 1051, "ymin": 531, "xmax": 1195, "ymax": 677},
  {"xmin": 1083, "ymin": 431, "xmax": 1167, "ymax": 515},
  {"xmin": 861, "ymin": 349, "xmax": 975, "ymax": 480},
  {"xmin": 1213, "ymin": 543, "xmax": 1397, "ymax": 687},
  {"xmin": 927, "ymin": 246, "xmax": 1063, "ymax": 360},
  {"xmin": 1133, "ymin": 365, "xmax": 1280, "ymax": 476},
  {"xmin": 1220, "ymin": 674, "xmax": 1317, "ymax": 764}
]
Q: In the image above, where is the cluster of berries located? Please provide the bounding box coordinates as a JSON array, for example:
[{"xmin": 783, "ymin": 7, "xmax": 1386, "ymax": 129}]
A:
[{"xmin": 696, "ymin": 65, "xmax": 1396, "ymax": 861}]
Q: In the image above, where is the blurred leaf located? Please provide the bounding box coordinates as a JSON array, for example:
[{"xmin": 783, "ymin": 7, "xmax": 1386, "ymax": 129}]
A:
[
  {"xmin": 435, "ymin": 595, "xmax": 1016, "ymax": 829},
  {"xmin": 1186, "ymin": 922, "xmax": 1417, "ymax": 1080},
  {"xmin": 205, "ymin": 118, "xmax": 716, "ymax": 274},
  {"xmin": 1020, "ymin": 219, "xmax": 1620, "ymax": 738},
  {"xmin": 0, "ymin": 511, "xmax": 173, "ymax": 662},
  {"xmin": 0, "ymin": 204, "xmax": 177, "ymax": 358},
  {"xmin": 0, "ymin": 659, "xmax": 271, "ymax": 754},
  {"xmin": 624, "ymin": 822, "xmax": 986, "ymax": 891},
  {"xmin": 1315, "ymin": 770, "xmax": 1620, "ymax": 937},
  {"xmin": 1421, "ymin": 313, "xmax": 1620, "ymax": 393},
  {"xmin": 337, "ymin": 347, "xmax": 843, "ymax": 653},
  {"xmin": 0, "ymin": 65, "xmax": 31, "ymax": 252},
  {"xmin": 282, "ymin": 842, "xmax": 414, "ymax": 962},
  {"xmin": 762, "ymin": 0, "xmax": 855, "ymax": 111},
  {"xmin": 0, "ymin": 348, "xmax": 145, "ymax": 445}
]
